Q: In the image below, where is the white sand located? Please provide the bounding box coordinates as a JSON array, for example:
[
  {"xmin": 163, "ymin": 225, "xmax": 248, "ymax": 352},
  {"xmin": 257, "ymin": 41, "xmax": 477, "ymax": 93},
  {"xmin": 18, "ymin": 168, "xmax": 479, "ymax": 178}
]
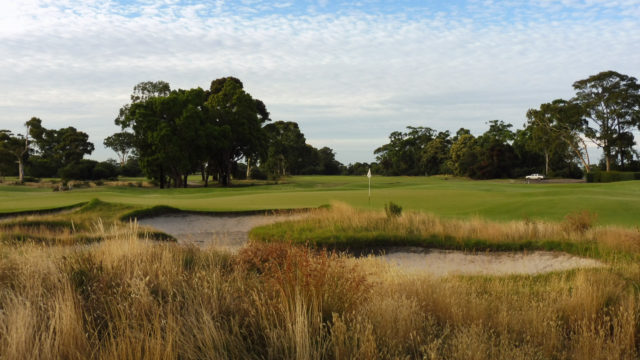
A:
[
  {"xmin": 138, "ymin": 215, "xmax": 604, "ymax": 275},
  {"xmin": 377, "ymin": 247, "xmax": 603, "ymax": 276},
  {"xmin": 137, "ymin": 213, "xmax": 302, "ymax": 250}
]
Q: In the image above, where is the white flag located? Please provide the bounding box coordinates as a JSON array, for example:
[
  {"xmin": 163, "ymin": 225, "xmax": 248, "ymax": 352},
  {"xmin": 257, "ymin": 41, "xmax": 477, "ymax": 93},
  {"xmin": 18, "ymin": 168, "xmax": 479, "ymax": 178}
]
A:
[{"xmin": 367, "ymin": 168, "xmax": 371, "ymax": 178}]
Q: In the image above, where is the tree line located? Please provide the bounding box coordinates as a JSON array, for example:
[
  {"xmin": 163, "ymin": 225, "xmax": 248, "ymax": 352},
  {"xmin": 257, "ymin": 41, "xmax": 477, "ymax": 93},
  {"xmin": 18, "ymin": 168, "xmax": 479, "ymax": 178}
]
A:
[
  {"xmin": 370, "ymin": 71, "xmax": 640, "ymax": 178},
  {"xmin": 2, "ymin": 71, "xmax": 638, "ymax": 184},
  {"xmin": 0, "ymin": 77, "xmax": 344, "ymax": 186}
]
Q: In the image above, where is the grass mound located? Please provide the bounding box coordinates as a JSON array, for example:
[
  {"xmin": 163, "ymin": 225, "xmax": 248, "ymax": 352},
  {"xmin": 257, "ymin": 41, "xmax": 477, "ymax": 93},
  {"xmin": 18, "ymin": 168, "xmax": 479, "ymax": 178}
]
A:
[
  {"xmin": 250, "ymin": 202, "xmax": 640, "ymax": 260},
  {"xmin": 0, "ymin": 199, "xmax": 176, "ymax": 245}
]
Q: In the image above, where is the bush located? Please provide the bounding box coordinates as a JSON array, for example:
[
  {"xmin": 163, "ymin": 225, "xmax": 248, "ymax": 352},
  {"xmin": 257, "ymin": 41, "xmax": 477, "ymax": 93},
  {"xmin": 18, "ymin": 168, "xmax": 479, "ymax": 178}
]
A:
[
  {"xmin": 585, "ymin": 171, "xmax": 640, "ymax": 183},
  {"xmin": 92, "ymin": 161, "xmax": 118, "ymax": 180},
  {"xmin": 26, "ymin": 156, "xmax": 58, "ymax": 178},
  {"xmin": 250, "ymin": 166, "xmax": 268, "ymax": 180},
  {"xmin": 120, "ymin": 158, "xmax": 143, "ymax": 177},
  {"xmin": 384, "ymin": 202, "xmax": 402, "ymax": 218},
  {"xmin": 21, "ymin": 176, "xmax": 40, "ymax": 183},
  {"xmin": 59, "ymin": 160, "xmax": 98, "ymax": 181}
]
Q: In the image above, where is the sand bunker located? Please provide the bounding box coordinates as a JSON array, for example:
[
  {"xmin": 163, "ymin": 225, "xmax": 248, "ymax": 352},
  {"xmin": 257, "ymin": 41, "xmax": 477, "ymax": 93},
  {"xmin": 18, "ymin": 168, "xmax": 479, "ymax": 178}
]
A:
[
  {"xmin": 376, "ymin": 247, "xmax": 604, "ymax": 276},
  {"xmin": 138, "ymin": 213, "xmax": 302, "ymax": 250},
  {"xmin": 139, "ymin": 214, "xmax": 604, "ymax": 275}
]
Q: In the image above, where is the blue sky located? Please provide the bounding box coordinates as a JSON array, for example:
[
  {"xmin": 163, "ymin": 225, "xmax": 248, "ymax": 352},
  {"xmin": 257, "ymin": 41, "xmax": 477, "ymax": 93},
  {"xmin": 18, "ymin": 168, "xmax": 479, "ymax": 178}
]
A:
[{"xmin": 1, "ymin": 0, "xmax": 639, "ymax": 164}]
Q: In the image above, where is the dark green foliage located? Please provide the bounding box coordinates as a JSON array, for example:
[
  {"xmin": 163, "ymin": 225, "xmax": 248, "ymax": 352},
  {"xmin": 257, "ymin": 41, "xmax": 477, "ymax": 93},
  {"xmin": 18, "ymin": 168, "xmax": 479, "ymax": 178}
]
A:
[
  {"xmin": 586, "ymin": 171, "xmax": 640, "ymax": 183},
  {"xmin": 59, "ymin": 160, "xmax": 118, "ymax": 180},
  {"xmin": 103, "ymin": 131, "xmax": 135, "ymax": 166},
  {"xmin": 27, "ymin": 118, "xmax": 94, "ymax": 170},
  {"xmin": 59, "ymin": 159, "xmax": 98, "ymax": 180},
  {"xmin": 344, "ymin": 162, "xmax": 373, "ymax": 176},
  {"xmin": 375, "ymin": 126, "xmax": 439, "ymax": 176},
  {"xmin": 572, "ymin": 71, "xmax": 640, "ymax": 171},
  {"xmin": 261, "ymin": 121, "xmax": 308, "ymax": 178},
  {"xmin": 92, "ymin": 161, "xmax": 118, "ymax": 180},
  {"xmin": 120, "ymin": 157, "xmax": 143, "ymax": 177},
  {"xmin": 384, "ymin": 202, "xmax": 402, "ymax": 218},
  {"xmin": 119, "ymin": 205, "xmax": 181, "ymax": 221},
  {"xmin": 115, "ymin": 78, "xmax": 270, "ymax": 188}
]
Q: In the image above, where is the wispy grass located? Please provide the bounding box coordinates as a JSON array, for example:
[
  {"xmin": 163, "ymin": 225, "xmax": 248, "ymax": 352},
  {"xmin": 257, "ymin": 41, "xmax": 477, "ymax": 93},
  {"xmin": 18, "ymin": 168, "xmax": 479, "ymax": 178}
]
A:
[
  {"xmin": 250, "ymin": 202, "xmax": 640, "ymax": 260},
  {"xmin": 0, "ymin": 199, "xmax": 175, "ymax": 245},
  {"xmin": 1, "ymin": 223, "xmax": 640, "ymax": 359}
]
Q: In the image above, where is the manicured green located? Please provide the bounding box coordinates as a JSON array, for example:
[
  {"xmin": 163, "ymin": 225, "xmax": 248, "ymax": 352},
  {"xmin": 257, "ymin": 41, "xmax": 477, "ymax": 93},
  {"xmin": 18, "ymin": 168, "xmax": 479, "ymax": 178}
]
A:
[{"xmin": 1, "ymin": 176, "xmax": 639, "ymax": 226}]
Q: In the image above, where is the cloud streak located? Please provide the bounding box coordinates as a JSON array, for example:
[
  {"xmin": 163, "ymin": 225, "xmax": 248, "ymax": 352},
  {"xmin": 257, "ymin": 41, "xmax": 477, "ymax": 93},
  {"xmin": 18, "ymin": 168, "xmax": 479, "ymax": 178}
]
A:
[{"xmin": 1, "ymin": 0, "xmax": 639, "ymax": 163}]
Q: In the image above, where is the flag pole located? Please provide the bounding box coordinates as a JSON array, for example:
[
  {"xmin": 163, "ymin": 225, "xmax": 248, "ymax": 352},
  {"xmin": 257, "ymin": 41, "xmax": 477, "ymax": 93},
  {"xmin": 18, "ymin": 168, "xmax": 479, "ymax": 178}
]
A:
[{"xmin": 367, "ymin": 168, "xmax": 371, "ymax": 207}]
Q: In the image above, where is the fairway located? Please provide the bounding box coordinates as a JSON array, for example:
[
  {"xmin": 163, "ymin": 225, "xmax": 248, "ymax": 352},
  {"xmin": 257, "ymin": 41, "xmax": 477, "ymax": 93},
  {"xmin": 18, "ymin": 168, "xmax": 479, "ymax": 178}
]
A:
[{"xmin": 2, "ymin": 176, "xmax": 639, "ymax": 226}]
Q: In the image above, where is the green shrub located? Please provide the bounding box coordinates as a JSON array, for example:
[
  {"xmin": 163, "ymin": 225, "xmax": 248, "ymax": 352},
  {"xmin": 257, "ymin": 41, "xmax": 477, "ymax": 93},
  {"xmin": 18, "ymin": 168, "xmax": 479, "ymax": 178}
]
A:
[
  {"xmin": 384, "ymin": 202, "xmax": 402, "ymax": 218},
  {"xmin": 92, "ymin": 161, "xmax": 118, "ymax": 180},
  {"xmin": 586, "ymin": 171, "xmax": 640, "ymax": 183},
  {"xmin": 59, "ymin": 160, "xmax": 98, "ymax": 181}
]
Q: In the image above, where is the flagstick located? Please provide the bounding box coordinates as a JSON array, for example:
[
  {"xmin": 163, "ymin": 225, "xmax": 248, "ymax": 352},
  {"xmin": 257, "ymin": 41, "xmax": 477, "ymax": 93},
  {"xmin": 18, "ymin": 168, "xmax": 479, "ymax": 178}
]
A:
[
  {"xmin": 367, "ymin": 168, "xmax": 371, "ymax": 207},
  {"xmin": 368, "ymin": 176, "xmax": 371, "ymax": 207}
]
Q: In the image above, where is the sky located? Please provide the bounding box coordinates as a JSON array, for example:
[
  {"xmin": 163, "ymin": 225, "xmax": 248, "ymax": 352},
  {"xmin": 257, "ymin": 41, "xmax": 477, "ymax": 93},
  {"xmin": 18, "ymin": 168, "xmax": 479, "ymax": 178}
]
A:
[{"xmin": 1, "ymin": 0, "xmax": 639, "ymax": 165}]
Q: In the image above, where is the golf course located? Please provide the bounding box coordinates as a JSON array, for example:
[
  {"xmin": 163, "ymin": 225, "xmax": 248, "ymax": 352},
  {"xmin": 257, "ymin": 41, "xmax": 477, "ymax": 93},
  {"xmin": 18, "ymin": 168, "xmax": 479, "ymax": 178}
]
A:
[
  {"xmin": 2, "ymin": 175, "xmax": 639, "ymax": 226},
  {"xmin": 2, "ymin": 176, "xmax": 640, "ymax": 359}
]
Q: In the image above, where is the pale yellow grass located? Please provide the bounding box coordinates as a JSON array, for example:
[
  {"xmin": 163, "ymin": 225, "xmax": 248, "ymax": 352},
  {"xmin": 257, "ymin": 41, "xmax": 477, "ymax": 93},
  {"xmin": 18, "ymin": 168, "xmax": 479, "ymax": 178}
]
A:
[
  {"xmin": 1, "ymin": 222, "xmax": 640, "ymax": 359},
  {"xmin": 274, "ymin": 202, "xmax": 640, "ymax": 255}
]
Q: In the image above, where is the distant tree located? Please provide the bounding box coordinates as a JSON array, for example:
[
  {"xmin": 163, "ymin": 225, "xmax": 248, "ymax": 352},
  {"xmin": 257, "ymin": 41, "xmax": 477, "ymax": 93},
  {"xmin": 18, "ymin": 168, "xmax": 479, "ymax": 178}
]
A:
[
  {"xmin": 471, "ymin": 120, "xmax": 517, "ymax": 179},
  {"xmin": 103, "ymin": 132, "xmax": 135, "ymax": 166},
  {"xmin": 317, "ymin": 147, "xmax": 343, "ymax": 175},
  {"xmin": 262, "ymin": 121, "xmax": 308, "ymax": 178},
  {"xmin": 421, "ymin": 131, "xmax": 452, "ymax": 175},
  {"xmin": 345, "ymin": 162, "xmax": 374, "ymax": 176},
  {"xmin": 375, "ymin": 126, "xmax": 437, "ymax": 175},
  {"xmin": 204, "ymin": 78, "xmax": 269, "ymax": 186},
  {"xmin": 0, "ymin": 126, "xmax": 30, "ymax": 182},
  {"xmin": 527, "ymin": 99, "xmax": 591, "ymax": 173},
  {"xmin": 448, "ymin": 133, "xmax": 477, "ymax": 177},
  {"xmin": 572, "ymin": 71, "xmax": 640, "ymax": 171},
  {"xmin": 119, "ymin": 86, "xmax": 209, "ymax": 188},
  {"xmin": 511, "ymin": 127, "xmax": 545, "ymax": 177},
  {"xmin": 25, "ymin": 117, "xmax": 94, "ymax": 176}
]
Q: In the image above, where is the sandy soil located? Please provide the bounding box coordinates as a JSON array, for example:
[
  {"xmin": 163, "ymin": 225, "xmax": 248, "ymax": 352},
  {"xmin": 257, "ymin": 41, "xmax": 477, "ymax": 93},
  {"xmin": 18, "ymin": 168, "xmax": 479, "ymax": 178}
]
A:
[
  {"xmin": 139, "ymin": 214, "xmax": 604, "ymax": 275},
  {"xmin": 376, "ymin": 247, "xmax": 603, "ymax": 276},
  {"xmin": 138, "ymin": 213, "xmax": 302, "ymax": 250}
]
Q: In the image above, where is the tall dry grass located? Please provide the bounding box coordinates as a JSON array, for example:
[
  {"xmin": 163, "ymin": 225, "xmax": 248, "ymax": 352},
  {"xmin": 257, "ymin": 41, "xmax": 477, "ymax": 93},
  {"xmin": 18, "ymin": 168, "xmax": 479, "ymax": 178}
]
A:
[
  {"xmin": 1, "ymin": 220, "xmax": 640, "ymax": 359},
  {"xmin": 251, "ymin": 202, "xmax": 640, "ymax": 257}
]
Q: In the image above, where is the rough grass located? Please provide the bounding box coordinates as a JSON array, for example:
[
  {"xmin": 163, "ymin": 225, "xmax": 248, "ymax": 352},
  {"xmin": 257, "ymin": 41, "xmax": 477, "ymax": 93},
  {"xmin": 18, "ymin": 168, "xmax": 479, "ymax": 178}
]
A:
[
  {"xmin": 0, "ymin": 199, "xmax": 175, "ymax": 245},
  {"xmin": 250, "ymin": 202, "xmax": 640, "ymax": 260},
  {"xmin": 2, "ymin": 224, "xmax": 640, "ymax": 359}
]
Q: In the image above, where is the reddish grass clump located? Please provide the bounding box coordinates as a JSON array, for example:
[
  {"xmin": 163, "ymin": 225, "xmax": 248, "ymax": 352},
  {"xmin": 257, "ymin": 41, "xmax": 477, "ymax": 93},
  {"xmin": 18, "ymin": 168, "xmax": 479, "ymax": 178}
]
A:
[{"xmin": 237, "ymin": 242, "xmax": 371, "ymax": 318}]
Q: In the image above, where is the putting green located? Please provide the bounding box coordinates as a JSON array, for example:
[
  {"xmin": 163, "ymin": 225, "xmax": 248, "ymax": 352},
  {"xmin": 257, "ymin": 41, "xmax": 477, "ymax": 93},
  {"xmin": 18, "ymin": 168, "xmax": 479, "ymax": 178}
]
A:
[{"xmin": 1, "ymin": 176, "xmax": 639, "ymax": 226}]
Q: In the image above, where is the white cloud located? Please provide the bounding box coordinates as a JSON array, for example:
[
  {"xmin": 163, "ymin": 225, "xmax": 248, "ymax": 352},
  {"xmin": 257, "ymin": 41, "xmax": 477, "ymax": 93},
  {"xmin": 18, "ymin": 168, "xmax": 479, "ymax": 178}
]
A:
[{"xmin": 0, "ymin": 1, "xmax": 639, "ymax": 163}]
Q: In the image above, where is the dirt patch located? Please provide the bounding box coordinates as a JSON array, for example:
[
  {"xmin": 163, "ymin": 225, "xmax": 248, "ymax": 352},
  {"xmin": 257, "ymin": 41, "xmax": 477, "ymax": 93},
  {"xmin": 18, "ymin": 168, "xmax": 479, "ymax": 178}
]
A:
[
  {"xmin": 138, "ymin": 213, "xmax": 302, "ymax": 250},
  {"xmin": 374, "ymin": 247, "xmax": 603, "ymax": 276}
]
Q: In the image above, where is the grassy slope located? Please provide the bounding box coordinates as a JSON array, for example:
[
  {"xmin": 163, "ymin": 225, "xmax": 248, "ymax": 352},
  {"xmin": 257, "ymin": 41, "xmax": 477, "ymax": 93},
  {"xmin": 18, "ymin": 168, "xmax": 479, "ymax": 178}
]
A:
[{"xmin": 1, "ymin": 175, "xmax": 639, "ymax": 226}]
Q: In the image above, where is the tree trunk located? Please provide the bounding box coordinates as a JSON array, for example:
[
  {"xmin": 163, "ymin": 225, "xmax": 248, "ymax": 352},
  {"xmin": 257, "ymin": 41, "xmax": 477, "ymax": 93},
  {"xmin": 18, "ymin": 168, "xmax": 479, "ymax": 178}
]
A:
[
  {"xmin": 160, "ymin": 168, "xmax": 165, "ymax": 189},
  {"xmin": 246, "ymin": 157, "xmax": 252, "ymax": 179},
  {"xmin": 183, "ymin": 174, "xmax": 188, "ymax": 188},
  {"xmin": 18, "ymin": 158, "xmax": 24, "ymax": 183},
  {"xmin": 605, "ymin": 154, "xmax": 611, "ymax": 172},
  {"xmin": 544, "ymin": 151, "xmax": 549, "ymax": 176},
  {"xmin": 201, "ymin": 164, "xmax": 206, "ymax": 182}
]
